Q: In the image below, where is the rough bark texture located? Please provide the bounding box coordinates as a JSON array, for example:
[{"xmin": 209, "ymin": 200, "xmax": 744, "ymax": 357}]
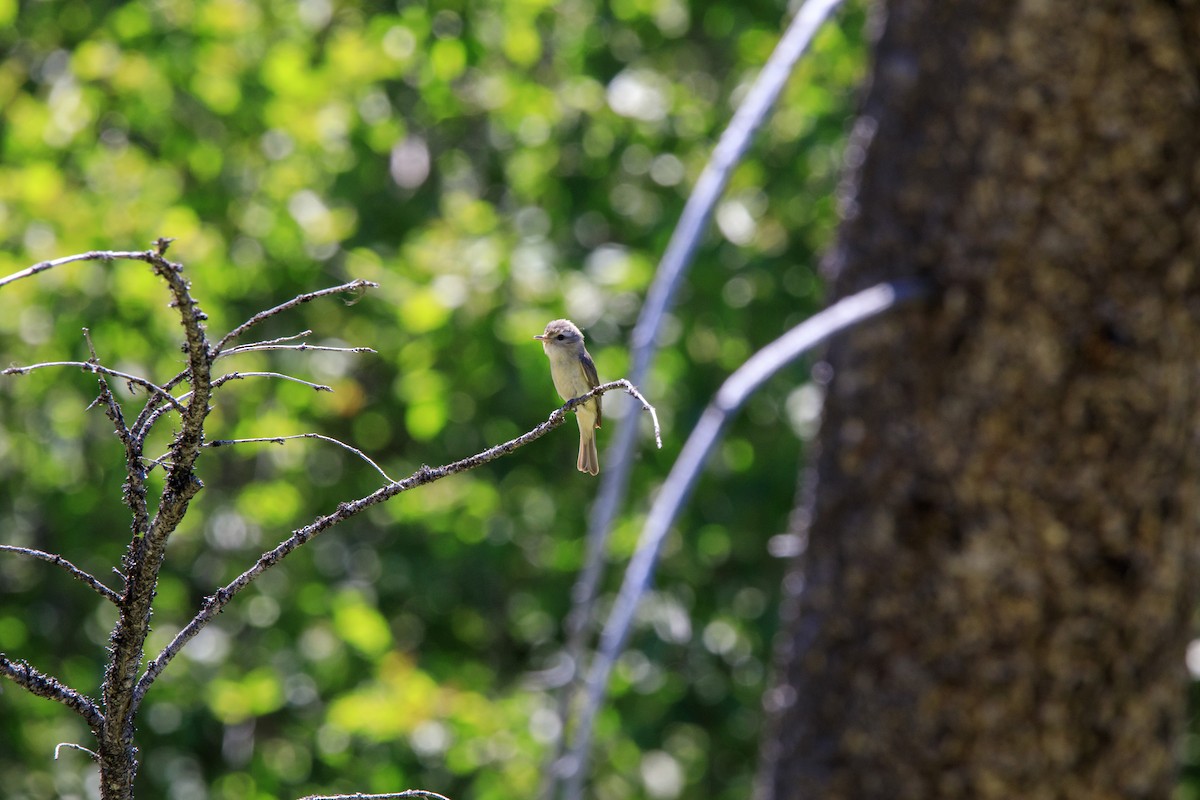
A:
[{"xmin": 759, "ymin": 2, "xmax": 1200, "ymax": 799}]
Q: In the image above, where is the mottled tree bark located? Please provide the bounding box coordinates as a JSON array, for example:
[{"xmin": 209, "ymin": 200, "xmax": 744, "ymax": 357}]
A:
[{"xmin": 759, "ymin": 3, "xmax": 1200, "ymax": 799}]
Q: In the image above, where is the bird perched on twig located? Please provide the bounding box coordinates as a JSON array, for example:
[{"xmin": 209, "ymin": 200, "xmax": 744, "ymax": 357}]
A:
[{"xmin": 534, "ymin": 319, "xmax": 601, "ymax": 475}]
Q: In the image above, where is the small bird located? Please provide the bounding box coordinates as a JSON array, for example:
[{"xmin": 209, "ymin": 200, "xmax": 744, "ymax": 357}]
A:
[{"xmin": 534, "ymin": 319, "xmax": 601, "ymax": 475}]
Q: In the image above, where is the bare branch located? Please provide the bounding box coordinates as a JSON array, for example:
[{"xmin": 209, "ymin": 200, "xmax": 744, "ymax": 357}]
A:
[
  {"xmin": 131, "ymin": 396, "xmax": 183, "ymax": 443},
  {"xmin": 133, "ymin": 379, "xmax": 659, "ymax": 706},
  {"xmin": 219, "ymin": 343, "xmax": 377, "ymax": 358},
  {"xmin": 1, "ymin": 655, "xmax": 104, "ymax": 731},
  {"xmin": 228, "ymin": 329, "xmax": 314, "ymax": 348},
  {"xmin": 0, "ymin": 250, "xmax": 151, "ymax": 290},
  {"xmin": 0, "ymin": 545, "xmax": 121, "ymax": 604},
  {"xmin": 2, "ymin": 361, "xmax": 186, "ymax": 413},
  {"xmin": 207, "ymin": 434, "xmax": 396, "ymax": 484},
  {"xmin": 583, "ymin": 380, "xmax": 662, "ymax": 450},
  {"xmin": 214, "ymin": 280, "xmax": 379, "ymax": 355},
  {"xmin": 559, "ymin": 279, "xmax": 932, "ymax": 796},
  {"xmin": 211, "ymin": 371, "xmax": 333, "ymax": 393},
  {"xmin": 297, "ymin": 791, "xmax": 452, "ymax": 800}
]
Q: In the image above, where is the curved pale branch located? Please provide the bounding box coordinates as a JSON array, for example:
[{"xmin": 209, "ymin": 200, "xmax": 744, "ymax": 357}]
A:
[
  {"xmin": 559, "ymin": 278, "xmax": 932, "ymax": 797},
  {"xmin": 549, "ymin": 2, "xmax": 847, "ymax": 795}
]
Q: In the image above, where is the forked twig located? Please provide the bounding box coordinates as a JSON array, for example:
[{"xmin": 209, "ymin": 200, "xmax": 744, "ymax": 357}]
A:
[
  {"xmin": 214, "ymin": 279, "xmax": 379, "ymax": 355},
  {"xmin": 2, "ymin": 362, "xmax": 185, "ymax": 412},
  {"xmin": 559, "ymin": 279, "xmax": 932, "ymax": 795},
  {"xmin": 217, "ymin": 328, "xmax": 377, "ymax": 358}
]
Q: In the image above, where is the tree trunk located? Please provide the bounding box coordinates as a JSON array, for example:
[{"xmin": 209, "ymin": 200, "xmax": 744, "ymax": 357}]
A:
[{"xmin": 759, "ymin": 3, "xmax": 1200, "ymax": 798}]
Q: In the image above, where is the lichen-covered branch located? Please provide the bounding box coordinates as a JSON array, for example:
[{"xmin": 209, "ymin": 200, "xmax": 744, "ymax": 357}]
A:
[
  {"xmin": 0, "ymin": 654, "xmax": 104, "ymax": 731},
  {"xmin": 99, "ymin": 239, "xmax": 216, "ymax": 799}
]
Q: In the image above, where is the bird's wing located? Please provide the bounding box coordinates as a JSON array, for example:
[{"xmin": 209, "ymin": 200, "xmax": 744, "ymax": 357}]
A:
[{"xmin": 580, "ymin": 351, "xmax": 601, "ymax": 428}]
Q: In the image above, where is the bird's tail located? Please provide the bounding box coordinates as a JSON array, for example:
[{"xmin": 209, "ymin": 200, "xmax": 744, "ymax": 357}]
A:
[{"xmin": 577, "ymin": 431, "xmax": 599, "ymax": 475}]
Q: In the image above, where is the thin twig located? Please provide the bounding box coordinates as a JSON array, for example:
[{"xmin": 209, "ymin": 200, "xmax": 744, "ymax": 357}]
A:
[
  {"xmin": 2, "ymin": 361, "xmax": 186, "ymax": 413},
  {"xmin": 81, "ymin": 329, "xmax": 152, "ymax": 541},
  {"xmin": 297, "ymin": 791, "xmax": 452, "ymax": 800},
  {"xmin": 228, "ymin": 329, "xmax": 314, "ymax": 348},
  {"xmin": 131, "ymin": 343, "xmax": 368, "ymax": 440},
  {"xmin": 0, "ymin": 250, "xmax": 150, "ymax": 290},
  {"xmin": 55, "ymin": 742, "xmax": 99, "ymax": 761},
  {"xmin": 131, "ymin": 395, "xmax": 185, "ymax": 443},
  {"xmin": 127, "ymin": 366, "xmax": 190, "ymax": 443},
  {"xmin": 207, "ymin": 434, "xmax": 396, "ymax": 484},
  {"xmin": 210, "ymin": 371, "xmax": 333, "ymax": 392},
  {"xmin": 566, "ymin": 380, "xmax": 662, "ymax": 450},
  {"xmin": 214, "ymin": 280, "xmax": 379, "ymax": 355},
  {"xmin": 82, "ymin": 328, "xmax": 135, "ymax": 445},
  {"xmin": 132, "ymin": 380, "xmax": 659, "ymax": 707},
  {"xmin": 219, "ymin": 343, "xmax": 377, "ymax": 358},
  {"xmin": 0, "ymin": 655, "xmax": 104, "ymax": 731},
  {"xmin": 550, "ymin": 2, "xmax": 846, "ymax": 796},
  {"xmin": 559, "ymin": 279, "xmax": 931, "ymax": 796},
  {"xmin": 0, "ymin": 545, "xmax": 121, "ymax": 604},
  {"xmin": 141, "ymin": 453, "xmax": 173, "ymax": 473}
]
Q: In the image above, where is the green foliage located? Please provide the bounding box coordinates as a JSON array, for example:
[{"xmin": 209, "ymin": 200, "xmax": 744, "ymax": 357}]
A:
[{"xmin": 0, "ymin": 0, "xmax": 868, "ymax": 798}]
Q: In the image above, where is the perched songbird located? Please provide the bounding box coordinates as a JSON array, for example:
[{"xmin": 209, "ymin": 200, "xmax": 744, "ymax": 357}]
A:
[{"xmin": 534, "ymin": 319, "xmax": 601, "ymax": 475}]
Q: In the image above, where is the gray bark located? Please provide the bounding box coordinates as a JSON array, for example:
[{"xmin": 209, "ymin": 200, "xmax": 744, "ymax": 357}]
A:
[{"xmin": 759, "ymin": 2, "xmax": 1200, "ymax": 798}]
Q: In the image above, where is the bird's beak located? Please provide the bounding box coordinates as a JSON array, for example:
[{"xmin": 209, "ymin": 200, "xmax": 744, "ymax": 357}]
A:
[{"xmin": 533, "ymin": 334, "xmax": 544, "ymax": 340}]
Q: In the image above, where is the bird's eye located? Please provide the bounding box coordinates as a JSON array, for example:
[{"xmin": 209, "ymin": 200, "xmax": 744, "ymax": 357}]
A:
[{"xmin": 556, "ymin": 334, "xmax": 565, "ymax": 340}]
